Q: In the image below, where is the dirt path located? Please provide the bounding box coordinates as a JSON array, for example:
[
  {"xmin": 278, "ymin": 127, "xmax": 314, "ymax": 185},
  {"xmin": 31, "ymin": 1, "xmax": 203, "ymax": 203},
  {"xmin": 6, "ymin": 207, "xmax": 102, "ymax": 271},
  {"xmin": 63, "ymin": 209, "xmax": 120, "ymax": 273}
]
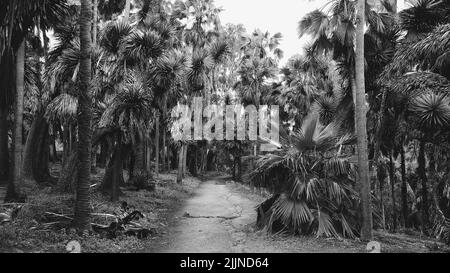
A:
[
  {"xmin": 152, "ymin": 174, "xmax": 259, "ymax": 253},
  {"xmin": 147, "ymin": 174, "xmax": 448, "ymax": 253}
]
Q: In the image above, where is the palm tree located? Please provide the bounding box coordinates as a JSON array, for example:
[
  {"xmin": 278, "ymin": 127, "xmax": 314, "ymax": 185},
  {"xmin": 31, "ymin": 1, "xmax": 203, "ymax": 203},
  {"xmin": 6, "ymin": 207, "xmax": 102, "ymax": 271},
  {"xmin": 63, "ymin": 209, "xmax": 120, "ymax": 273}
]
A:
[
  {"xmin": 355, "ymin": 0, "xmax": 373, "ymax": 241},
  {"xmin": 298, "ymin": 0, "xmax": 379, "ymax": 240},
  {"xmin": 251, "ymin": 112, "xmax": 361, "ymax": 238},
  {"xmin": 98, "ymin": 73, "xmax": 153, "ymax": 200},
  {"xmin": 1, "ymin": 0, "xmax": 68, "ymax": 200},
  {"xmin": 383, "ymin": 71, "xmax": 450, "ymax": 230},
  {"xmin": 73, "ymin": 0, "xmax": 93, "ymax": 231},
  {"xmin": 151, "ymin": 49, "xmax": 188, "ymax": 176},
  {"xmin": 6, "ymin": 40, "xmax": 26, "ymax": 201}
]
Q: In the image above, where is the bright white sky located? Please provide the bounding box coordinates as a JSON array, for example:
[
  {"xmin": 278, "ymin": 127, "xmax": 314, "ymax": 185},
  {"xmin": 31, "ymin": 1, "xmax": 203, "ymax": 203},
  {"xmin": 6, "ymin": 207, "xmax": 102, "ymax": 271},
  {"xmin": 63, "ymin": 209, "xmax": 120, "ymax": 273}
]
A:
[
  {"xmin": 215, "ymin": 0, "xmax": 328, "ymax": 66},
  {"xmin": 215, "ymin": 0, "xmax": 408, "ymax": 66}
]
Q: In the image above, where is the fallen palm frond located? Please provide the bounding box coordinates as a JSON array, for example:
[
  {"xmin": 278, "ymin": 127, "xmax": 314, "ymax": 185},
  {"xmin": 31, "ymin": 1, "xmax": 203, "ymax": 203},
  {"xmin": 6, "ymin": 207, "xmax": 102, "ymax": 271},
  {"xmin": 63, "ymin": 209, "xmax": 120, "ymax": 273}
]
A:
[{"xmin": 40, "ymin": 202, "xmax": 155, "ymax": 239}]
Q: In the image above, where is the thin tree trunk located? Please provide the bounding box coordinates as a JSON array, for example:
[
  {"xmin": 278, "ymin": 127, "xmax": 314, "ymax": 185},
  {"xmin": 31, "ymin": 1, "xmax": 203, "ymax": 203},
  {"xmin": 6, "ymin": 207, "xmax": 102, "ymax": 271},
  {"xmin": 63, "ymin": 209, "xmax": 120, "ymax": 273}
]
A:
[
  {"xmin": 177, "ymin": 144, "xmax": 183, "ymax": 184},
  {"xmin": 124, "ymin": 0, "xmax": 131, "ymax": 22},
  {"xmin": 389, "ymin": 151, "xmax": 397, "ymax": 231},
  {"xmin": 355, "ymin": 0, "xmax": 373, "ymax": 241},
  {"xmin": 380, "ymin": 176, "xmax": 386, "ymax": 229},
  {"xmin": 162, "ymin": 128, "xmax": 167, "ymax": 172},
  {"xmin": 155, "ymin": 116, "xmax": 159, "ymax": 177},
  {"xmin": 237, "ymin": 155, "xmax": 242, "ymax": 182},
  {"xmin": 182, "ymin": 143, "xmax": 188, "ymax": 177},
  {"xmin": 5, "ymin": 40, "xmax": 25, "ymax": 201},
  {"xmin": 146, "ymin": 137, "xmax": 151, "ymax": 173},
  {"xmin": 110, "ymin": 139, "xmax": 124, "ymax": 202},
  {"xmin": 418, "ymin": 138, "xmax": 429, "ymax": 230},
  {"xmin": 50, "ymin": 130, "xmax": 57, "ymax": 162},
  {"xmin": 400, "ymin": 142, "xmax": 408, "ymax": 227},
  {"xmin": 92, "ymin": 0, "xmax": 98, "ymax": 46},
  {"xmin": 74, "ymin": 0, "xmax": 93, "ymax": 232},
  {"xmin": 0, "ymin": 107, "xmax": 9, "ymax": 183},
  {"xmin": 62, "ymin": 122, "xmax": 70, "ymax": 166}
]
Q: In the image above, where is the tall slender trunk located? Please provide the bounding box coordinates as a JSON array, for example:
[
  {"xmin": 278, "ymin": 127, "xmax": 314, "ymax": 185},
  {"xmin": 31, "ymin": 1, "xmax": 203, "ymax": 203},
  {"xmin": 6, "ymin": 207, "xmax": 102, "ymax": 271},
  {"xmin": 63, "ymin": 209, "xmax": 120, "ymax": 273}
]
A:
[
  {"xmin": 389, "ymin": 151, "xmax": 397, "ymax": 231},
  {"xmin": 355, "ymin": 0, "xmax": 373, "ymax": 241},
  {"xmin": 379, "ymin": 170, "xmax": 386, "ymax": 229},
  {"xmin": 177, "ymin": 144, "xmax": 183, "ymax": 184},
  {"xmin": 0, "ymin": 107, "xmax": 9, "ymax": 183},
  {"xmin": 182, "ymin": 143, "xmax": 188, "ymax": 177},
  {"xmin": 5, "ymin": 40, "xmax": 25, "ymax": 201},
  {"xmin": 110, "ymin": 138, "xmax": 124, "ymax": 202},
  {"xmin": 90, "ymin": 0, "xmax": 98, "ymax": 174},
  {"xmin": 124, "ymin": 0, "xmax": 131, "ymax": 22},
  {"xmin": 155, "ymin": 116, "xmax": 160, "ymax": 176},
  {"xmin": 418, "ymin": 138, "xmax": 428, "ymax": 230},
  {"xmin": 92, "ymin": 0, "xmax": 98, "ymax": 46},
  {"xmin": 62, "ymin": 122, "xmax": 70, "ymax": 165},
  {"xmin": 0, "ymin": 50, "xmax": 14, "ymax": 184},
  {"xmin": 74, "ymin": 0, "xmax": 93, "ymax": 232},
  {"xmin": 162, "ymin": 127, "xmax": 167, "ymax": 172},
  {"xmin": 400, "ymin": 142, "xmax": 408, "ymax": 227},
  {"xmin": 146, "ymin": 137, "xmax": 151, "ymax": 173}
]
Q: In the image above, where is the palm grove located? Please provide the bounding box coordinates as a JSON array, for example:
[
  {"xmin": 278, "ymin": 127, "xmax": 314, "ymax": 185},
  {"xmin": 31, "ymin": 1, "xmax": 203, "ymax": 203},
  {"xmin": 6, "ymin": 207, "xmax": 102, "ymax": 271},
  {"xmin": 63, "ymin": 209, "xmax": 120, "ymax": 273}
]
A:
[{"xmin": 0, "ymin": 0, "xmax": 449, "ymax": 244}]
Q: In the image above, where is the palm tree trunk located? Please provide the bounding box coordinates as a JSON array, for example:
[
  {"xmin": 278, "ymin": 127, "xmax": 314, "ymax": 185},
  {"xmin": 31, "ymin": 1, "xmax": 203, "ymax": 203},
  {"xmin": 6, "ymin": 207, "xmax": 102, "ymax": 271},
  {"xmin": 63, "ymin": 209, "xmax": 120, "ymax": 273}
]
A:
[
  {"xmin": 389, "ymin": 151, "xmax": 397, "ymax": 231},
  {"xmin": 182, "ymin": 143, "xmax": 188, "ymax": 177},
  {"xmin": 400, "ymin": 142, "xmax": 409, "ymax": 227},
  {"xmin": 5, "ymin": 40, "xmax": 25, "ymax": 201},
  {"xmin": 74, "ymin": 0, "xmax": 93, "ymax": 232},
  {"xmin": 380, "ymin": 176, "xmax": 386, "ymax": 229},
  {"xmin": 124, "ymin": 0, "xmax": 131, "ymax": 22},
  {"xmin": 134, "ymin": 140, "xmax": 145, "ymax": 174},
  {"xmin": 155, "ymin": 116, "xmax": 160, "ymax": 177},
  {"xmin": 355, "ymin": 0, "xmax": 373, "ymax": 241},
  {"xmin": 177, "ymin": 144, "xmax": 183, "ymax": 184},
  {"xmin": 62, "ymin": 122, "xmax": 70, "ymax": 165},
  {"xmin": 0, "ymin": 107, "xmax": 9, "ymax": 183},
  {"xmin": 418, "ymin": 138, "xmax": 428, "ymax": 230},
  {"xmin": 22, "ymin": 112, "xmax": 51, "ymax": 183},
  {"xmin": 162, "ymin": 127, "xmax": 167, "ymax": 172},
  {"xmin": 146, "ymin": 137, "xmax": 151, "ymax": 173},
  {"xmin": 23, "ymin": 112, "xmax": 40, "ymax": 179},
  {"xmin": 92, "ymin": 0, "xmax": 98, "ymax": 46}
]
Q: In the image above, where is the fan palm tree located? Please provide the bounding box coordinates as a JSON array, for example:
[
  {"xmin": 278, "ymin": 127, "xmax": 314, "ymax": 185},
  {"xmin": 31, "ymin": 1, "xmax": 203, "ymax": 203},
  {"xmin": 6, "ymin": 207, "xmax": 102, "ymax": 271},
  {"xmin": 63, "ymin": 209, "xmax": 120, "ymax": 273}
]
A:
[
  {"xmin": 98, "ymin": 73, "xmax": 154, "ymax": 200},
  {"xmin": 298, "ymin": 0, "xmax": 384, "ymax": 240},
  {"xmin": 251, "ymin": 112, "xmax": 360, "ymax": 238},
  {"xmin": 150, "ymin": 49, "xmax": 188, "ymax": 177},
  {"xmin": 1, "ymin": 0, "xmax": 68, "ymax": 201}
]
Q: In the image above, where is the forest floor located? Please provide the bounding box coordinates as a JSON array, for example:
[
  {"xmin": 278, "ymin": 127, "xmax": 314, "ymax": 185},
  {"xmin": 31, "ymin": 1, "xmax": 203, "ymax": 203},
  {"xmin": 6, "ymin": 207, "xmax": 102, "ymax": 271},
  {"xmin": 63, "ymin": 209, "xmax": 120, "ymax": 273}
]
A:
[
  {"xmin": 147, "ymin": 173, "xmax": 450, "ymax": 253},
  {"xmin": 1, "ymin": 169, "xmax": 449, "ymax": 253}
]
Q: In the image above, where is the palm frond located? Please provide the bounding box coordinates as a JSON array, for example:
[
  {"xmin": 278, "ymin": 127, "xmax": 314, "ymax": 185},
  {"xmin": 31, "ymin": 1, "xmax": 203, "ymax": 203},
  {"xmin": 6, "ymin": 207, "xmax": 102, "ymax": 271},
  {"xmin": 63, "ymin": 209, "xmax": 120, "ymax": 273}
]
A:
[{"xmin": 409, "ymin": 92, "xmax": 450, "ymax": 129}]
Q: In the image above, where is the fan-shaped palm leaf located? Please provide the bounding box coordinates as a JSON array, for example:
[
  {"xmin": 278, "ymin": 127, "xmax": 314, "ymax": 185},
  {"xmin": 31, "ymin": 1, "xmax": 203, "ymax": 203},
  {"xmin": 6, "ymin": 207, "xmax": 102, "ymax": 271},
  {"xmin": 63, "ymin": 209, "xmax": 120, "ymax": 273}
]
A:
[{"xmin": 409, "ymin": 92, "xmax": 450, "ymax": 129}]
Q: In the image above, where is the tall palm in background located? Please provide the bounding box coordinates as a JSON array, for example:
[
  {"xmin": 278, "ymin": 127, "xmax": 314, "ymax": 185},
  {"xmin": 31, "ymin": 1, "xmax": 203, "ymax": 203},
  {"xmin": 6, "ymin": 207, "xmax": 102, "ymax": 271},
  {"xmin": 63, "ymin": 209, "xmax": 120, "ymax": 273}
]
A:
[
  {"xmin": 0, "ymin": 0, "xmax": 68, "ymax": 200},
  {"xmin": 74, "ymin": 0, "xmax": 93, "ymax": 231},
  {"xmin": 354, "ymin": 0, "xmax": 372, "ymax": 241},
  {"xmin": 298, "ymin": 0, "xmax": 382, "ymax": 239}
]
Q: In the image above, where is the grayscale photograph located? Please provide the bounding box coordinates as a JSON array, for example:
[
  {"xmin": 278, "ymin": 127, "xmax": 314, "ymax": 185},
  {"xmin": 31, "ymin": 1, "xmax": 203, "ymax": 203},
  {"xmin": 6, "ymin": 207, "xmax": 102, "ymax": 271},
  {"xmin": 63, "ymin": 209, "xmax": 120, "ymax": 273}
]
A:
[{"xmin": 0, "ymin": 0, "xmax": 450, "ymax": 259}]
